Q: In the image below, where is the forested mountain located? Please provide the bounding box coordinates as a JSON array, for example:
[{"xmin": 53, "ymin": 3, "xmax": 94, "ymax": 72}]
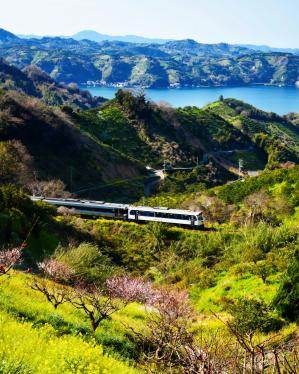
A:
[{"xmin": 1, "ymin": 28, "xmax": 299, "ymax": 87}]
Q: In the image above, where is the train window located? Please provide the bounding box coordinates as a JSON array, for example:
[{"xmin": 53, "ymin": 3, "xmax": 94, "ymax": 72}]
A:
[
  {"xmin": 87, "ymin": 207, "xmax": 115, "ymax": 213},
  {"xmin": 130, "ymin": 210, "xmax": 136, "ymax": 215},
  {"xmin": 141, "ymin": 211, "xmax": 155, "ymax": 217}
]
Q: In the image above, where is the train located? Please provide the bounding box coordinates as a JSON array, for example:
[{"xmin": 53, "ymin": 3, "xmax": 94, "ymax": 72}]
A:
[{"xmin": 31, "ymin": 197, "xmax": 205, "ymax": 229}]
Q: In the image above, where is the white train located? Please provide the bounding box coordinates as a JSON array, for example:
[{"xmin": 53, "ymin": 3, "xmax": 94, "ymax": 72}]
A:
[{"xmin": 31, "ymin": 197, "xmax": 205, "ymax": 229}]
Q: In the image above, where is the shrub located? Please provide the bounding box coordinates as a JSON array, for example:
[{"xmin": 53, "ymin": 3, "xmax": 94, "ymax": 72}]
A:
[
  {"xmin": 228, "ymin": 298, "xmax": 282, "ymax": 335},
  {"xmin": 55, "ymin": 242, "xmax": 116, "ymax": 283}
]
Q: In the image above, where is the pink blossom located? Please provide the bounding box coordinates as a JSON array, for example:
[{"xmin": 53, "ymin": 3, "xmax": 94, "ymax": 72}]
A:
[
  {"xmin": 0, "ymin": 246, "xmax": 23, "ymax": 275},
  {"xmin": 37, "ymin": 259, "xmax": 73, "ymax": 282},
  {"xmin": 105, "ymin": 276, "xmax": 156, "ymax": 303}
]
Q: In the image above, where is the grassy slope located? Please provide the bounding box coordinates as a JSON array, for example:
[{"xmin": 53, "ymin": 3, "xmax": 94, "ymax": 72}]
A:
[
  {"xmin": 190, "ymin": 269, "xmax": 280, "ymax": 313},
  {"xmin": 0, "ymin": 267, "xmax": 287, "ymax": 373},
  {"xmin": 0, "ymin": 273, "xmax": 143, "ymax": 374}
]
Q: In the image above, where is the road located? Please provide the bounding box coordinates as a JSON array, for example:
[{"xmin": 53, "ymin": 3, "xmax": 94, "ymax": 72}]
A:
[{"xmin": 144, "ymin": 168, "xmax": 165, "ymax": 197}]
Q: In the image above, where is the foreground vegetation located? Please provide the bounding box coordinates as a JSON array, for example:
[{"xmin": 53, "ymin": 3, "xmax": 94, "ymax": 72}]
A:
[{"xmin": 0, "ymin": 162, "xmax": 298, "ymax": 372}]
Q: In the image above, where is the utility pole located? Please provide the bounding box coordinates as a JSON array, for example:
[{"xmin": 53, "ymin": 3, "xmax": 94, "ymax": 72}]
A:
[
  {"xmin": 70, "ymin": 166, "xmax": 73, "ymax": 193},
  {"xmin": 238, "ymin": 159, "xmax": 244, "ymax": 180}
]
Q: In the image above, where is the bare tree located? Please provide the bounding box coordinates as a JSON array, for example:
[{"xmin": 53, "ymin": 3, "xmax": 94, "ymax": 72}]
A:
[
  {"xmin": 214, "ymin": 311, "xmax": 299, "ymax": 373},
  {"xmin": 31, "ymin": 259, "xmax": 74, "ymax": 309},
  {"xmin": 68, "ymin": 276, "xmax": 153, "ymax": 331},
  {"xmin": 197, "ymin": 195, "xmax": 235, "ymax": 224},
  {"xmin": 27, "ymin": 179, "xmax": 71, "ymax": 198},
  {"xmin": 56, "ymin": 206, "xmax": 76, "ymax": 217},
  {"xmin": 134, "ymin": 287, "xmax": 221, "ymax": 373}
]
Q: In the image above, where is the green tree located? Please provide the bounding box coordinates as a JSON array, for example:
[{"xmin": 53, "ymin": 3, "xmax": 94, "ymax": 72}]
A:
[
  {"xmin": 229, "ymin": 298, "xmax": 281, "ymax": 337},
  {"xmin": 273, "ymin": 250, "xmax": 299, "ymax": 323}
]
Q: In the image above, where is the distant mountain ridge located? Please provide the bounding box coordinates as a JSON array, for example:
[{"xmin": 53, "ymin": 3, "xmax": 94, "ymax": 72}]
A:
[
  {"xmin": 17, "ymin": 30, "xmax": 299, "ymax": 54},
  {"xmin": 71, "ymin": 30, "xmax": 172, "ymax": 44},
  {"xmin": 17, "ymin": 30, "xmax": 172, "ymax": 44},
  {"xmin": 1, "ymin": 28, "xmax": 299, "ymax": 88},
  {"xmin": 0, "ymin": 28, "xmax": 20, "ymax": 43},
  {"xmin": 238, "ymin": 44, "xmax": 299, "ymax": 55}
]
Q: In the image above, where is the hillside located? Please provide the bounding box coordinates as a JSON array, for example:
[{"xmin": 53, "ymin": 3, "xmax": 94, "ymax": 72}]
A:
[
  {"xmin": 0, "ymin": 83, "xmax": 298, "ymax": 201},
  {"xmin": 0, "ymin": 58, "xmax": 105, "ymax": 109},
  {"xmin": 72, "ymin": 91, "xmax": 299, "ymax": 177},
  {"xmin": 0, "ymin": 164, "xmax": 298, "ymax": 372},
  {"xmin": 206, "ymin": 98, "xmax": 299, "ymax": 167},
  {"xmin": 1, "ymin": 29, "xmax": 299, "ymax": 87},
  {"xmin": 0, "ymin": 90, "xmax": 146, "ymax": 200},
  {"xmin": 142, "ymin": 165, "xmax": 299, "ymax": 225}
]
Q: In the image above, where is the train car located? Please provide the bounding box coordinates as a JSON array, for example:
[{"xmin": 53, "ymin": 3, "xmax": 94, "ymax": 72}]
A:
[
  {"xmin": 128, "ymin": 206, "xmax": 204, "ymax": 228},
  {"xmin": 31, "ymin": 197, "xmax": 129, "ymax": 219},
  {"xmin": 30, "ymin": 197, "xmax": 204, "ymax": 228}
]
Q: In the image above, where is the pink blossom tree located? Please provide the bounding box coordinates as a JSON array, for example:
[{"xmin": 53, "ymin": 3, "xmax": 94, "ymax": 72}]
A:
[
  {"xmin": 31, "ymin": 258, "xmax": 74, "ymax": 309},
  {"xmin": 69, "ymin": 276, "xmax": 154, "ymax": 331},
  {"xmin": 0, "ymin": 244, "xmax": 24, "ymax": 278}
]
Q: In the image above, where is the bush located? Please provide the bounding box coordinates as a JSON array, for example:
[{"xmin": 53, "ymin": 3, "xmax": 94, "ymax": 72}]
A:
[
  {"xmin": 229, "ymin": 298, "xmax": 283, "ymax": 335},
  {"xmin": 55, "ymin": 242, "xmax": 117, "ymax": 283},
  {"xmin": 0, "ymin": 185, "xmax": 54, "ymax": 246}
]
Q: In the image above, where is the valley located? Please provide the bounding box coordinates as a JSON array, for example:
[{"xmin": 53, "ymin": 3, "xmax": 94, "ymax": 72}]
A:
[{"xmin": 0, "ymin": 26, "xmax": 298, "ymax": 373}]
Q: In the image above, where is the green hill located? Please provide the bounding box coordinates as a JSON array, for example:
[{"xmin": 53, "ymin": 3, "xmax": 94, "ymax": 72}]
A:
[
  {"xmin": 206, "ymin": 98, "xmax": 299, "ymax": 167},
  {"xmin": 72, "ymin": 91, "xmax": 252, "ymax": 169},
  {"xmin": 71, "ymin": 91, "xmax": 298, "ymax": 192},
  {"xmin": 0, "ymin": 85, "xmax": 298, "ymax": 201}
]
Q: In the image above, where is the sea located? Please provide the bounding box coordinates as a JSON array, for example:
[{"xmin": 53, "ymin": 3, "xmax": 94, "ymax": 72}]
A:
[{"xmin": 83, "ymin": 85, "xmax": 299, "ymax": 115}]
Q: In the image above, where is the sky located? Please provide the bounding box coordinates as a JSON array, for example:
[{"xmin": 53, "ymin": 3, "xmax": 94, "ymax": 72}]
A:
[{"xmin": 0, "ymin": 0, "xmax": 298, "ymax": 48}]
